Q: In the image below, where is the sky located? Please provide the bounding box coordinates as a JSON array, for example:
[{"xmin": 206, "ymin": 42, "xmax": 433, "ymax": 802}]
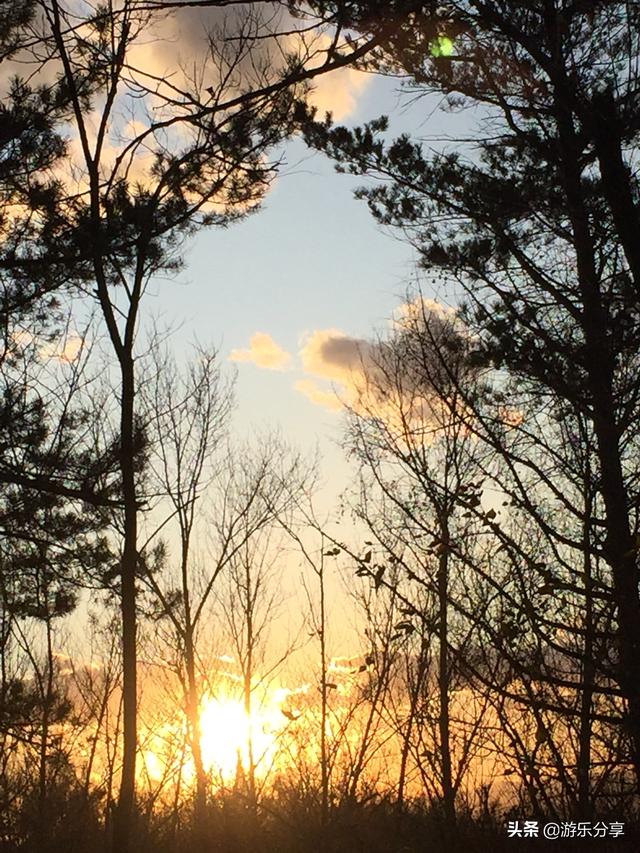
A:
[
  {"xmin": 28, "ymin": 4, "xmax": 479, "ymax": 669},
  {"xmin": 123, "ymin": 68, "xmax": 451, "ymax": 660},
  {"xmin": 45, "ymin": 8, "xmax": 480, "ymax": 659},
  {"xmin": 14, "ymin": 3, "xmax": 477, "ymax": 499},
  {"xmin": 150, "ymin": 70, "xmax": 468, "ymax": 497},
  {"xmin": 1, "ymin": 2, "xmax": 475, "ymax": 475}
]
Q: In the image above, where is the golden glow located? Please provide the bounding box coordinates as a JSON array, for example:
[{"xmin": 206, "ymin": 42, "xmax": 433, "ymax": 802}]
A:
[
  {"xmin": 199, "ymin": 695, "xmax": 281, "ymax": 781},
  {"xmin": 138, "ymin": 683, "xmax": 314, "ymax": 789},
  {"xmin": 133, "ymin": 670, "xmax": 393, "ymax": 797}
]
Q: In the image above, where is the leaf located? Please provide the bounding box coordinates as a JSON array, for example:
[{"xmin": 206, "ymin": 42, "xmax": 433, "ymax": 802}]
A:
[{"xmin": 362, "ymin": 549, "xmax": 372, "ymax": 563}]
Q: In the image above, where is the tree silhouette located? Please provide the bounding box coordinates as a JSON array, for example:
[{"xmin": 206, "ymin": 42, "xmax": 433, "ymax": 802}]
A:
[{"xmin": 301, "ymin": 0, "xmax": 640, "ymax": 788}]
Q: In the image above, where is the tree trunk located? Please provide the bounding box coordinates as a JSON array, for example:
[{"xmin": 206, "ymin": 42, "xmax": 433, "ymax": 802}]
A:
[
  {"xmin": 319, "ymin": 557, "xmax": 329, "ymax": 827},
  {"xmin": 244, "ymin": 645, "xmax": 257, "ymax": 811},
  {"xmin": 397, "ymin": 635, "xmax": 428, "ymax": 814},
  {"xmin": 547, "ymin": 20, "xmax": 640, "ymax": 782},
  {"xmin": 113, "ymin": 354, "xmax": 138, "ymax": 853},
  {"xmin": 184, "ymin": 622, "xmax": 207, "ymax": 826},
  {"xmin": 590, "ymin": 88, "xmax": 640, "ymax": 295},
  {"xmin": 37, "ymin": 609, "xmax": 54, "ymax": 848},
  {"xmin": 437, "ymin": 538, "xmax": 455, "ymax": 826},
  {"xmin": 577, "ymin": 494, "xmax": 595, "ymax": 819}
]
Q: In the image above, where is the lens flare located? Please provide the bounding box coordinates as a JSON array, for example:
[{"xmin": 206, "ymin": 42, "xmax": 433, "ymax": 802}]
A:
[{"xmin": 431, "ymin": 35, "xmax": 455, "ymax": 57}]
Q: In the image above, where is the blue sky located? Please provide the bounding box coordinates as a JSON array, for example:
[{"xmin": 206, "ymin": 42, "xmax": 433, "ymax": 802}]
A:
[{"xmin": 150, "ymin": 73, "xmax": 456, "ymax": 480}]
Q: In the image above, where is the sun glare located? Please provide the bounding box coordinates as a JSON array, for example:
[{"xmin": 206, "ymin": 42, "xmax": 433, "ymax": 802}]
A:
[
  {"xmin": 199, "ymin": 692, "xmax": 293, "ymax": 782},
  {"xmin": 138, "ymin": 681, "xmax": 316, "ymax": 790}
]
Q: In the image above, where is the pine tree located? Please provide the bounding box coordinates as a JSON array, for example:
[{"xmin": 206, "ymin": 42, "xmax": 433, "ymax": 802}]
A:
[{"xmin": 301, "ymin": 0, "xmax": 640, "ymax": 787}]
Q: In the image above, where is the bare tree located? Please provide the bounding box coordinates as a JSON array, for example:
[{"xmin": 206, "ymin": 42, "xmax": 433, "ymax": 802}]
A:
[
  {"xmin": 142, "ymin": 342, "xmax": 231, "ymax": 825},
  {"xmin": 36, "ymin": 6, "xmax": 311, "ymax": 845},
  {"xmin": 339, "ymin": 293, "xmax": 625, "ymax": 818},
  {"xmin": 143, "ymin": 353, "xmax": 310, "ymax": 828},
  {"xmin": 217, "ymin": 522, "xmax": 297, "ymax": 810}
]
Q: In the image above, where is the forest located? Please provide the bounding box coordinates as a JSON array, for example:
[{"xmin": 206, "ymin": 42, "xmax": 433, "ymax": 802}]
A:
[{"xmin": 1, "ymin": 1, "xmax": 640, "ymax": 851}]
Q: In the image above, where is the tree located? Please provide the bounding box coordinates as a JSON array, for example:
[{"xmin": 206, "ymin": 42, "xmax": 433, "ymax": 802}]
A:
[
  {"xmin": 32, "ymin": 4, "xmax": 306, "ymax": 845},
  {"xmin": 301, "ymin": 0, "xmax": 640, "ymax": 789},
  {"xmin": 303, "ymin": 288, "xmax": 627, "ymax": 817},
  {"xmin": 4, "ymin": 0, "xmax": 394, "ymax": 842},
  {"xmin": 143, "ymin": 338, "xmax": 308, "ymax": 830},
  {"xmin": 0, "ymin": 325, "xmax": 120, "ymax": 847},
  {"xmin": 217, "ymin": 520, "xmax": 295, "ymax": 811},
  {"xmin": 1, "ymin": 24, "xmax": 120, "ymax": 836},
  {"xmin": 335, "ymin": 300, "xmax": 490, "ymax": 825},
  {"xmin": 142, "ymin": 343, "xmax": 232, "ymax": 827},
  {"xmin": 1, "ymin": 2, "xmax": 120, "ymax": 512}
]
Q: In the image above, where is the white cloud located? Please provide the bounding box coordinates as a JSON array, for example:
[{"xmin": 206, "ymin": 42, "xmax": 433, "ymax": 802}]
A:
[
  {"xmin": 230, "ymin": 333, "xmax": 291, "ymax": 370},
  {"xmin": 307, "ymin": 65, "xmax": 371, "ymax": 121}
]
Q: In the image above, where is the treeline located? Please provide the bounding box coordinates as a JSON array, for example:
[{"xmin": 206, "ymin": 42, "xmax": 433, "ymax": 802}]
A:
[{"xmin": 1, "ymin": 2, "xmax": 640, "ymax": 852}]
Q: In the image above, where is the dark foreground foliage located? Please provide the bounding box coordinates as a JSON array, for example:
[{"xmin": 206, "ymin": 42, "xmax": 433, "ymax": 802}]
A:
[{"xmin": 4, "ymin": 789, "xmax": 639, "ymax": 853}]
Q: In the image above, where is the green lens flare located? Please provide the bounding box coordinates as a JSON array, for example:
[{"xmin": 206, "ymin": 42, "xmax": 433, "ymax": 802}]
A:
[{"xmin": 431, "ymin": 35, "xmax": 454, "ymax": 58}]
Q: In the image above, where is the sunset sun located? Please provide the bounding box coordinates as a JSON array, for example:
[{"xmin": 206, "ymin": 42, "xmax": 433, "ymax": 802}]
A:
[{"xmin": 198, "ymin": 693, "xmax": 288, "ymax": 782}]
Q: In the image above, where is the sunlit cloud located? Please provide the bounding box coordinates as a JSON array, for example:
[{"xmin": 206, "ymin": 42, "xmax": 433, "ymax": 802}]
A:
[
  {"xmin": 9, "ymin": 330, "xmax": 85, "ymax": 364},
  {"xmin": 498, "ymin": 405, "xmax": 525, "ymax": 428},
  {"xmin": 230, "ymin": 332, "xmax": 292, "ymax": 370},
  {"xmin": 300, "ymin": 328, "xmax": 375, "ymax": 383},
  {"xmin": 40, "ymin": 335, "xmax": 84, "ymax": 363},
  {"xmin": 307, "ymin": 64, "xmax": 370, "ymax": 121},
  {"xmin": 295, "ymin": 327, "xmax": 383, "ymax": 414},
  {"xmin": 294, "ymin": 378, "xmax": 343, "ymax": 411},
  {"xmin": 128, "ymin": 7, "xmax": 369, "ymax": 123},
  {"xmin": 392, "ymin": 295, "xmax": 459, "ymax": 328},
  {"xmin": 293, "ymin": 302, "xmax": 481, "ymax": 440},
  {"xmin": 279, "ymin": 29, "xmax": 371, "ymax": 121}
]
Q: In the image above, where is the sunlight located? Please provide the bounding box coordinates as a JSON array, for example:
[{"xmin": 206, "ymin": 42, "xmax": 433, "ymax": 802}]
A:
[
  {"xmin": 135, "ymin": 680, "xmax": 315, "ymax": 791},
  {"xmin": 199, "ymin": 693, "xmax": 287, "ymax": 783}
]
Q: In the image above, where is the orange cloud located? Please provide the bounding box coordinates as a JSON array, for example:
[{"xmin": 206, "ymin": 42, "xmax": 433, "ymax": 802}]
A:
[
  {"xmin": 294, "ymin": 303, "xmax": 472, "ymax": 440},
  {"xmin": 294, "ymin": 378, "xmax": 343, "ymax": 412},
  {"xmin": 300, "ymin": 328, "xmax": 373, "ymax": 381},
  {"xmin": 297, "ymin": 328, "xmax": 384, "ymax": 413},
  {"xmin": 230, "ymin": 333, "xmax": 291, "ymax": 370}
]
